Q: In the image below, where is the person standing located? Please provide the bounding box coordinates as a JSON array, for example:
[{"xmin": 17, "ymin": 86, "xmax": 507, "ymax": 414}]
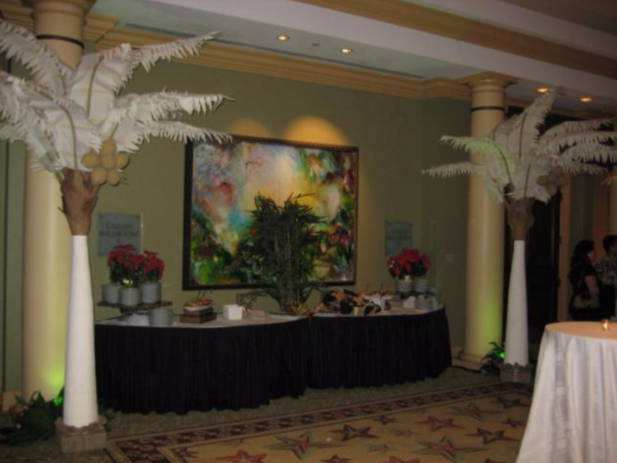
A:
[
  {"xmin": 568, "ymin": 240, "xmax": 605, "ymax": 320},
  {"xmin": 594, "ymin": 234, "xmax": 617, "ymax": 317}
]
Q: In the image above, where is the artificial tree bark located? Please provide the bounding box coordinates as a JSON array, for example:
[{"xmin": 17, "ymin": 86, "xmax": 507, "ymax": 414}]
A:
[
  {"xmin": 60, "ymin": 168, "xmax": 101, "ymax": 236},
  {"xmin": 59, "ymin": 168, "xmax": 104, "ymax": 432},
  {"xmin": 507, "ymin": 198, "xmax": 534, "ymax": 241}
]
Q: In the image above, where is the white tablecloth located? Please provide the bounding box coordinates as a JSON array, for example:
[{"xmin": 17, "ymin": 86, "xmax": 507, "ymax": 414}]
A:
[
  {"xmin": 98, "ymin": 313, "xmax": 299, "ymax": 328},
  {"xmin": 517, "ymin": 322, "xmax": 617, "ymax": 463}
]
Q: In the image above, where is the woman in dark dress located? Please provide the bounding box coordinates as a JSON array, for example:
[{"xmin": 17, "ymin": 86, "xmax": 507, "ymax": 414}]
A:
[{"xmin": 568, "ymin": 240, "xmax": 608, "ymax": 320}]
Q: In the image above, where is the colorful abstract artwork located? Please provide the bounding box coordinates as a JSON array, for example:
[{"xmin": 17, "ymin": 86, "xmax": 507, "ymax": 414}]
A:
[{"xmin": 183, "ymin": 136, "xmax": 358, "ymax": 289}]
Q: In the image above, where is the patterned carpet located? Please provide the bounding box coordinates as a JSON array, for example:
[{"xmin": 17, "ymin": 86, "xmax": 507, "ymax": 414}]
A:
[
  {"xmin": 107, "ymin": 382, "xmax": 530, "ymax": 463},
  {"xmin": 0, "ymin": 369, "xmax": 525, "ymax": 463}
]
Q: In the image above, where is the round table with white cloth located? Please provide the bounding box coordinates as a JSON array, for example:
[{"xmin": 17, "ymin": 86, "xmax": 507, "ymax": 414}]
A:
[{"xmin": 516, "ymin": 321, "xmax": 617, "ymax": 463}]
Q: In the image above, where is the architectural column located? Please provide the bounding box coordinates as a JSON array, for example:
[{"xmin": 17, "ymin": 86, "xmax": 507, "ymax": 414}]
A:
[
  {"xmin": 457, "ymin": 73, "xmax": 516, "ymax": 368},
  {"xmin": 22, "ymin": 0, "xmax": 95, "ymax": 399}
]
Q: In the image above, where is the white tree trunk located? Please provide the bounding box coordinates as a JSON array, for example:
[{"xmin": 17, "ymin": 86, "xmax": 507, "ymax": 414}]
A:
[
  {"xmin": 63, "ymin": 236, "xmax": 98, "ymax": 427},
  {"xmin": 504, "ymin": 240, "xmax": 529, "ymax": 366}
]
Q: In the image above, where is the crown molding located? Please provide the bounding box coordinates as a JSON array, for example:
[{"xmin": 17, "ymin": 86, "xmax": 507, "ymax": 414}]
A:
[
  {"xmin": 96, "ymin": 26, "xmax": 470, "ymax": 102},
  {"xmin": 290, "ymin": 0, "xmax": 617, "ymax": 81}
]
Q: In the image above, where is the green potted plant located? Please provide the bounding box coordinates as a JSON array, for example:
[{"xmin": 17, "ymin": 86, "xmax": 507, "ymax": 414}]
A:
[{"xmin": 240, "ymin": 194, "xmax": 326, "ymax": 314}]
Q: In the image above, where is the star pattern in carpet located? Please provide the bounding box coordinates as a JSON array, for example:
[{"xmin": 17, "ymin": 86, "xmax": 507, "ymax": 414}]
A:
[
  {"xmin": 466, "ymin": 428, "xmax": 518, "ymax": 445},
  {"xmin": 321, "ymin": 454, "xmax": 353, "ymax": 463},
  {"xmin": 266, "ymin": 431, "xmax": 342, "ymax": 459},
  {"xmin": 502, "ymin": 418, "xmax": 524, "ymax": 428},
  {"xmin": 417, "ymin": 416, "xmax": 463, "ymax": 432},
  {"xmin": 368, "ymin": 443, "xmax": 394, "ymax": 453},
  {"xmin": 174, "ymin": 446, "xmax": 199, "ymax": 459},
  {"xmin": 374, "ymin": 415, "xmax": 399, "ymax": 425},
  {"xmin": 450, "ymin": 402, "xmax": 499, "ymax": 422},
  {"xmin": 107, "ymin": 384, "xmax": 530, "ymax": 463},
  {"xmin": 416, "ymin": 434, "xmax": 486, "ymax": 462},
  {"xmin": 330, "ymin": 424, "xmax": 379, "ymax": 441},
  {"xmin": 379, "ymin": 456, "xmax": 421, "ymax": 463},
  {"xmin": 391, "ymin": 429, "xmax": 416, "ymax": 438},
  {"xmin": 493, "ymin": 396, "xmax": 529, "ymax": 409},
  {"xmin": 216, "ymin": 449, "xmax": 268, "ymax": 462}
]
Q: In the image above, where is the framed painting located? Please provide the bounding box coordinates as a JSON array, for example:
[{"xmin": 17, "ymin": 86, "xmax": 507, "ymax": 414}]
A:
[{"xmin": 183, "ymin": 135, "xmax": 359, "ymax": 289}]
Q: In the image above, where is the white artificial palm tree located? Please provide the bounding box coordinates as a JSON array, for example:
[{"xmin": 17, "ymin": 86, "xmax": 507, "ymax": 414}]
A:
[
  {"xmin": 425, "ymin": 89, "xmax": 616, "ymax": 372},
  {"xmin": 0, "ymin": 19, "xmax": 230, "ymax": 431}
]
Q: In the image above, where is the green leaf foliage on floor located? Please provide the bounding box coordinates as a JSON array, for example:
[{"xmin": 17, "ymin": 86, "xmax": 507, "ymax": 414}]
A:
[
  {"xmin": 480, "ymin": 342, "xmax": 506, "ymax": 376},
  {"xmin": 0, "ymin": 392, "xmax": 61, "ymax": 446},
  {"xmin": 0, "ymin": 389, "xmax": 113, "ymax": 446}
]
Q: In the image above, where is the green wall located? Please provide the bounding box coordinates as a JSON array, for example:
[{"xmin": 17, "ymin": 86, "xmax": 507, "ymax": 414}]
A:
[
  {"xmin": 420, "ymin": 98, "xmax": 471, "ymax": 347},
  {"xmin": 2, "ymin": 59, "xmax": 472, "ymax": 394}
]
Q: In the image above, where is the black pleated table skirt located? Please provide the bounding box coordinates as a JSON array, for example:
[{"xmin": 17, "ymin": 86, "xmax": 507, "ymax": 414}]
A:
[
  {"xmin": 95, "ymin": 309, "xmax": 451, "ymax": 414},
  {"xmin": 308, "ymin": 308, "xmax": 452, "ymax": 388},
  {"xmin": 95, "ymin": 316, "xmax": 310, "ymax": 414}
]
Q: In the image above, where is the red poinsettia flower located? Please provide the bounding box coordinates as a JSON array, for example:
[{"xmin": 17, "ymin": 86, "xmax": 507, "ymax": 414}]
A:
[{"xmin": 386, "ymin": 248, "xmax": 430, "ymax": 279}]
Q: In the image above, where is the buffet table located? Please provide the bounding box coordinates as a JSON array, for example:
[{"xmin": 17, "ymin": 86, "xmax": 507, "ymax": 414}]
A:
[
  {"xmin": 95, "ymin": 315, "xmax": 309, "ymax": 414},
  {"xmin": 95, "ymin": 308, "xmax": 451, "ymax": 414},
  {"xmin": 517, "ymin": 322, "xmax": 617, "ymax": 463},
  {"xmin": 308, "ymin": 308, "xmax": 451, "ymax": 388}
]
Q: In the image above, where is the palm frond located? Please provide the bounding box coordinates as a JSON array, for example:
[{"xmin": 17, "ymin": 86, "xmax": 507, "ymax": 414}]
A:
[
  {"xmin": 489, "ymin": 115, "xmax": 518, "ymax": 145},
  {"xmin": 537, "ymin": 131, "xmax": 617, "ymax": 155},
  {"xmin": 114, "ymin": 120, "xmax": 230, "ymax": 153},
  {"xmin": 425, "ymin": 161, "xmax": 506, "ymax": 202},
  {"xmin": 69, "ymin": 33, "xmax": 218, "ymax": 121},
  {"xmin": 561, "ymin": 144, "xmax": 617, "ymax": 164},
  {"xmin": 423, "ymin": 161, "xmax": 477, "ymax": 178},
  {"xmin": 508, "ymin": 160, "xmax": 551, "ymax": 202},
  {"xmin": 1, "ymin": 73, "xmax": 54, "ymax": 139},
  {"xmin": 141, "ymin": 121, "xmax": 230, "ymax": 144},
  {"xmin": 559, "ymin": 162, "xmax": 607, "ymax": 176},
  {"xmin": 0, "ymin": 19, "xmax": 69, "ymax": 93},
  {"xmin": 102, "ymin": 92, "xmax": 228, "ymax": 138},
  {"xmin": 441, "ymin": 136, "xmax": 510, "ymax": 158},
  {"xmin": 441, "ymin": 136, "xmax": 516, "ymax": 184},
  {"xmin": 68, "ymin": 45, "xmax": 133, "ymax": 120},
  {"xmin": 1, "ymin": 73, "xmax": 101, "ymax": 169},
  {"xmin": 134, "ymin": 33, "xmax": 219, "ymax": 72},
  {"xmin": 0, "ymin": 122, "xmax": 55, "ymax": 170},
  {"xmin": 506, "ymin": 90, "xmax": 558, "ymax": 156},
  {"xmin": 541, "ymin": 118, "xmax": 613, "ymax": 143}
]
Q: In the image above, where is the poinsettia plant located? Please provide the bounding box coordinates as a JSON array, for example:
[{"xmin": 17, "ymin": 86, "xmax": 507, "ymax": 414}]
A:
[
  {"xmin": 141, "ymin": 251, "xmax": 165, "ymax": 283},
  {"xmin": 107, "ymin": 244, "xmax": 143, "ymax": 287},
  {"xmin": 107, "ymin": 246, "xmax": 166, "ymax": 286},
  {"xmin": 387, "ymin": 248, "xmax": 431, "ymax": 279}
]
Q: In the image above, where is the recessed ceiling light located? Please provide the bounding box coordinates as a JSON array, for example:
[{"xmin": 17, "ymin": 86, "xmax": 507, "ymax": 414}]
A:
[
  {"xmin": 277, "ymin": 34, "xmax": 290, "ymax": 42},
  {"xmin": 580, "ymin": 96, "xmax": 593, "ymax": 103},
  {"xmin": 537, "ymin": 87, "xmax": 549, "ymax": 93},
  {"xmin": 341, "ymin": 47, "xmax": 353, "ymax": 54}
]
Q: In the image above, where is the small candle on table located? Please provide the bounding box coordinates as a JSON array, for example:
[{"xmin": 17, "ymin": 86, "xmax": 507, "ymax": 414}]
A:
[{"xmin": 601, "ymin": 319, "xmax": 611, "ymax": 331}]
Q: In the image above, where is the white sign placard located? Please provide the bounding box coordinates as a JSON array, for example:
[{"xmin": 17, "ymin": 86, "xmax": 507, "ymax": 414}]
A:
[
  {"xmin": 385, "ymin": 221, "xmax": 413, "ymax": 256},
  {"xmin": 98, "ymin": 213, "xmax": 142, "ymax": 257}
]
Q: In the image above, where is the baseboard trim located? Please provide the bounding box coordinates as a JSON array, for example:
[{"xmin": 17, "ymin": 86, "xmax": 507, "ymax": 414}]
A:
[
  {"xmin": 2, "ymin": 390, "xmax": 19, "ymax": 411},
  {"xmin": 451, "ymin": 346, "xmax": 483, "ymax": 371}
]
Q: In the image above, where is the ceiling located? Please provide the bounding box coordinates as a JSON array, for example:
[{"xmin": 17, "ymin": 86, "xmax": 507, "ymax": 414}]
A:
[{"xmin": 90, "ymin": 0, "xmax": 617, "ymax": 112}]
